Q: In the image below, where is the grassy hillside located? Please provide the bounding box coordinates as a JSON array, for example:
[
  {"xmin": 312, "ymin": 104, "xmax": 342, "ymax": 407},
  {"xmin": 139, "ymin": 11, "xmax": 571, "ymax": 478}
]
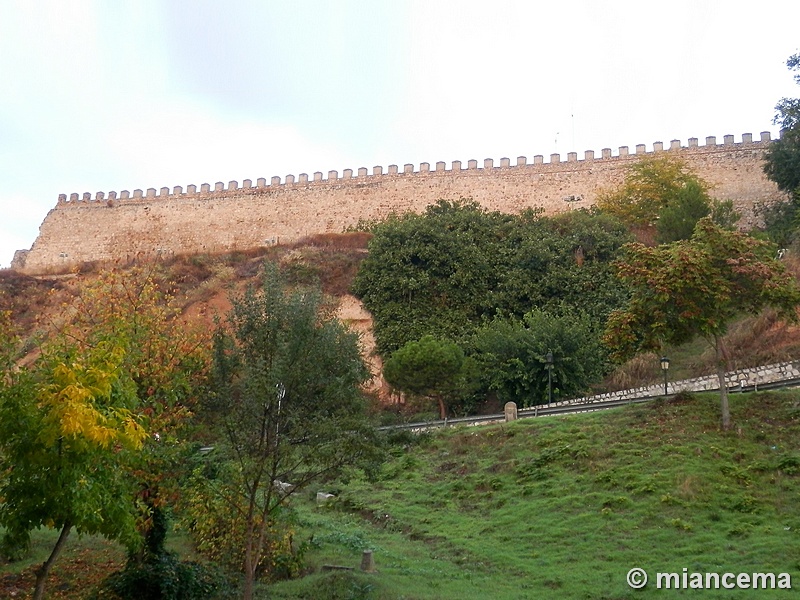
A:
[
  {"xmin": 267, "ymin": 390, "xmax": 800, "ymax": 599},
  {"xmin": 2, "ymin": 390, "xmax": 799, "ymax": 598}
]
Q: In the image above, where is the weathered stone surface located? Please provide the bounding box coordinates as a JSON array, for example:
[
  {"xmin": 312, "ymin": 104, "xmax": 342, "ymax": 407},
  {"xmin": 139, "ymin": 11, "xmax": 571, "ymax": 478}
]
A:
[
  {"xmin": 504, "ymin": 402, "xmax": 518, "ymax": 422},
  {"xmin": 17, "ymin": 136, "xmax": 784, "ymax": 274},
  {"xmin": 360, "ymin": 550, "xmax": 376, "ymax": 572},
  {"xmin": 316, "ymin": 492, "xmax": 335, "ymax": 505}
]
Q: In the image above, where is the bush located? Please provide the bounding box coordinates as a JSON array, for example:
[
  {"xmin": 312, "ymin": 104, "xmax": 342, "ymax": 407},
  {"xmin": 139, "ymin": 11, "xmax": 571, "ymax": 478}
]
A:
[
  {"xmin": 94, "ymin": 552, "xmax": 231, "ymax": 600},
  {"xmin": 180, "ymin": 468, "xmax": 305, "ymax": 581},
  {"xmin": 285, "ymin": 571, "xmax": 377, "ymax": 600}
]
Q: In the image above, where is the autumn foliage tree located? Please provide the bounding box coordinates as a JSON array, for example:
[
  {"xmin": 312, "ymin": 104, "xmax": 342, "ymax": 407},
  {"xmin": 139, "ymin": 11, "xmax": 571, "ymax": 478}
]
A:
[
  {"xmin": 0, "ymin": 312, "xmax": 147, "ymax": 600},
  {"xmin": 604, "ymin": 219, "xmax": 800, "ymax": 429},
  {"xmin": 53, "ymin": 268, "xmax": 211, "ymax": 535},
  {"xmin": 595, "ymin": 155, "xmax": 738, "ymax": 244},
  {"xmin": 596, "ymin": 155, "xmax": 712, "ymax": 228},
  {"xmin": 0, "ymin": 267, "xmax": 212, "ymax": 599}
]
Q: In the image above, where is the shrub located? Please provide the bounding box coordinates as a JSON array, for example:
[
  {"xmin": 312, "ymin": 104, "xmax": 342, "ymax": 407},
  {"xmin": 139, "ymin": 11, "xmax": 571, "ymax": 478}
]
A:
[
  {"xmin": 180, "ymin": 469, "xmax": 305, "ymax": 581},
  {"xmin": 94, "ymin": 552, "xmax": 230, "ymax": 600}
]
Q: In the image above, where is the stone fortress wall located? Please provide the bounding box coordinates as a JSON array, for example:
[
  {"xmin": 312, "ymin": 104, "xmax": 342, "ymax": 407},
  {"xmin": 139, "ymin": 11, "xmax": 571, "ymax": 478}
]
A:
[{"xmin": 14, "ymin": 132, "xmax": 786, "ymax": 275}]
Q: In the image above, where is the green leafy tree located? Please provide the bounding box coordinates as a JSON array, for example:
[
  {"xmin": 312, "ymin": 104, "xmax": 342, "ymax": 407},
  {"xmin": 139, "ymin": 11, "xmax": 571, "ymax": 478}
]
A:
[
  {"xmin": 496, "ymin": 208, "xmax": 632, "ymax": 325},
  {"xmin": 206, "ymin": 265, "xmax": 381, "ymax": 600},
  {"xmin": 353, "ymin": 201, "xmax": 631, "ymax": 356},
  {"xmin": 764, "ymin": 52, "xmax": 800, "ymax": 193},
  {"xmin": 0, "ymin": 314, "xmax": 147, "ymax": 600},
  {"xmin": 709, "ymin": 198, "xmax": 741, "ymax": 231},
  {"xmin": 762, "ymin": 53, "xmax": 800, "ymax": 244},
  {"xmin": 469, "ymin": 308, "xmax": 605, "ymax": 407},
  {"xmin": 383, "ymin": 335, "xmax": 467, "ymax": 419},
  {"xmin": 352, "ymin": 199, "xmax": 516, "ymax": 354},
  {"xmin": 761, "ymin": 190, "xmax": 800, "ymax": 248},
  {"xmin": 763, "ymin": 133, "xmax": 800, "ymax": 195},
  {"xmin": 604, "ymin": 218, "xmax": 800, "ymax": 430},
  {"xmin": 596, "ymin": 155, "xmax": 713, "ymax": 229},
  {"xmin": 654, "ymin": 181, "xmax": 712, "ymax": 243}
]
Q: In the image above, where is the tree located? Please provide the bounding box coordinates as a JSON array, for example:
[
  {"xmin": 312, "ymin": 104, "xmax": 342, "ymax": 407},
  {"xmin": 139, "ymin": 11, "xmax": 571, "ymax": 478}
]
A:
[
  {"xmin": 764, "ymin": 53, "xmax": 800, "ymax": 194},
  {"xmin": 469, "ymin": 309, "xmax": 606, "ymax": 407},
  {"xmin": 763, "ymin": 133, "xmax": 800, "ymax": 195},
  {"xmin": 383, "ymin": 335, "xmax": 467, "ymax": 419},
  {"xmin": 762, "ymin": 53, "xmax": 800, "ymax": 245},
  {"xmin": 0, "ymin": 313, "xmax": 147, "ymax": 600},
  {"xmin": 603, "ymin": 218, "xmax": 800, "ymax": 430},
  {"xmin": 206, "ymin": 265, "xmax": 380, "ymax": 600},
  {"xmin": 353, "ymin": 200, "xmax": 631, "ymax": 355},
  {"xmin": 352, "ymin": 199, "xmax": 516, "ymax": 354},
  {"xmin": 655, "ymin": 187, "xmax": 706, "ymax": 243},
  {"xmin": 774, "ymin": 53, "xmax": 800, "ymax": 131},
  {"xmin": 0, "ymin": 268, "xmax": 212, "ymax": 599},
  {"xmin": 596, "ymin": 155, "xmax": 714, "ymax": 229},
  {"xmin": 49, "ymin": 268, "xmax": 212, "ymax": 571}
]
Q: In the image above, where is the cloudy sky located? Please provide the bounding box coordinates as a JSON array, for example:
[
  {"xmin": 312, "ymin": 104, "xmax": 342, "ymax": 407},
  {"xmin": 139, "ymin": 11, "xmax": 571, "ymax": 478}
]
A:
[{"xmin": 1, "ymin": 0, "xmax": 799, "ymax": 268}]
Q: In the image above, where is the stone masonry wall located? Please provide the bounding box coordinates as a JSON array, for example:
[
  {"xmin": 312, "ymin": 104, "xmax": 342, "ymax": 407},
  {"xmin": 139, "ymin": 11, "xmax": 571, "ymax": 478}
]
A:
[{"xmin": 15, "ymin": 132, "xmax": 785, "ymax": 274}]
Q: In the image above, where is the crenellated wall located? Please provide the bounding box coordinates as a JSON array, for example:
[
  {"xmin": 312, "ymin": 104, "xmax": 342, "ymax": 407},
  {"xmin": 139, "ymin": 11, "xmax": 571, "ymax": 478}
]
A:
[{"xmin": 14, "ymin": 132, "xmax": 785, "ymax": 274}]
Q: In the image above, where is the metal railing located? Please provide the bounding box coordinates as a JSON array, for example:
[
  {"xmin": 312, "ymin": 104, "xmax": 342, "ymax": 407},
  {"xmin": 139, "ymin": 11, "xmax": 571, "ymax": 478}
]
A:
[{"xmin": 378, "ymin": 372, "xmax": 800, "ymax": 433}]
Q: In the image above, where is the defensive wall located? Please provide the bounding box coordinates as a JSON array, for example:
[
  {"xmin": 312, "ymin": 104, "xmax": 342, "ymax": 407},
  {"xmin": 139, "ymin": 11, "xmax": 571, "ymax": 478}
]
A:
[{"xmin": 13, "ymin": 132, "xmax": 786, "ymax": 274}]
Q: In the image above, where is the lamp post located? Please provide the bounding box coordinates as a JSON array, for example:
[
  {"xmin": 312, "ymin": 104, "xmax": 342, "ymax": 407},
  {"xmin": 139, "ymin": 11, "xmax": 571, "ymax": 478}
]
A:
[
  {"xmin": 660, "ymin": 356, "xmax": 670, "ymax": 396},
  {"xmin": 275, "ymin": 382, "xmax": 286, "ymax": 444},
  {"xmin": 545, "ymin": 351, "xmax": 554, "ymax": 406}
]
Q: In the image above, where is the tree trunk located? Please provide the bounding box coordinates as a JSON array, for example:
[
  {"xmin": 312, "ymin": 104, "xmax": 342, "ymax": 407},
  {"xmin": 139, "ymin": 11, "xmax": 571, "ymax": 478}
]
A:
[
  {"xmin": 33, "ymin": 521, "xmax": 71, "ymax": 600},
  {"xmin": 436, "ymin": 396, "xmax": 446, "ymax": 420},
  {"xmin": 243, "ymin": 572, "xmax": 254, "ymax": 600},
  {"xmin": 243, "ymin": 532, "xmax": 255, "ymax": 600},
  {"xmin": 714, "ymin": 336, "xmax": 732, "ymax": 430}
]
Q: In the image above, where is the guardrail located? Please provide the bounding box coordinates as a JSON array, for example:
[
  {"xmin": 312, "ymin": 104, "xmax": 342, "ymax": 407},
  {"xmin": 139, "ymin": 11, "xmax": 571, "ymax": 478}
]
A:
[{"xmin": 378, "ymin": 373, "xmax": 800, "ymax": 433}]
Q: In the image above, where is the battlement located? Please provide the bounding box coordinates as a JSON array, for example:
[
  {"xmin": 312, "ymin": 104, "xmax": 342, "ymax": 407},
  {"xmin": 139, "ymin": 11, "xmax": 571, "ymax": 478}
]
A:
[
  {"xmin": 15, "ymin": 132, "xmax": 784, "ymax": 274},
  {"xmin": 56, "ymin": 132, "xmax": 773, "ymax": 206}
]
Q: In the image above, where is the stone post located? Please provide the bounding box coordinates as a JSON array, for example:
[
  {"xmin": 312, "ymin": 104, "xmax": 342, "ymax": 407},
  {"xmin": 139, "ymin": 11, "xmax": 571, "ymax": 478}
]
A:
[
  {"xmin": 360, "ymin": 550, "xmax": 376, "ymax": 573},
  {"xmin": 504, "ymin": 402, "xmax": 518, "ymax": 422}
]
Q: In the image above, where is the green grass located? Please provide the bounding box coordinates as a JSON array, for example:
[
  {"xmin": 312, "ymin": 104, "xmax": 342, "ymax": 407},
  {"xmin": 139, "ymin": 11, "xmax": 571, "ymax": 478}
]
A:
[
  {"xmin": 4, "ymin": 391, "xmax": 799, "ymax": 598},
  {"xmin": 266, "ymin": 390, "xmax": 800, "ymax": 599}
]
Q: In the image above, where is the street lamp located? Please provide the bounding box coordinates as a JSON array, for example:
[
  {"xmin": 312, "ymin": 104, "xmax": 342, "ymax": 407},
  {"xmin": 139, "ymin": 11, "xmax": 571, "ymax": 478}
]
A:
[
  {"xmin": 275, "ymin": 382, "xmax": 286, "ymax": 444},
  {"xmin": 660, "ymin": 356, "xmax": 670, "ymax": 396},
  {"xmin": 545, "ymin": 351, "xmax": 554, "ymax": 406}
]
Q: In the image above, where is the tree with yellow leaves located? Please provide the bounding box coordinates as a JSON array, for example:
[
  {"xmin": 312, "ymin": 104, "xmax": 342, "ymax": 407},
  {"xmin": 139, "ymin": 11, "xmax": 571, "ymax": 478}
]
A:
[
  {"xmin": 595, "ymin": 155, "xmax": 739, "ymax": 244},
  {"xmin": 0, "ymin": 312, "xmax": 147, "ymax": 600},
  {"xmin": 46, "ymin": 267, "xmax": 212, "ymax": 589},
  {"xmin": 0, "ymin": 267, "xmax": 212, "ymax": 599}
]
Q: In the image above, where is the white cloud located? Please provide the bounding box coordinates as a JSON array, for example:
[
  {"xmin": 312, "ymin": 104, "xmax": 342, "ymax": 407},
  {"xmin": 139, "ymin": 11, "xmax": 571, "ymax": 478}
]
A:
[
  {"xmin": 2, "ymin": 0, "xmax": 800, "ymax": 269},
  {"xmin": 105, "ymin": 99, "xmax": 357, "ymax": 189}
]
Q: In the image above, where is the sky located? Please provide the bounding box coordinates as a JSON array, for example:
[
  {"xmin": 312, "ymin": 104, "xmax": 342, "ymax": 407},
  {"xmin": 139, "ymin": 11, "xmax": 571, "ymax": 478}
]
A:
[{"xmin": 1, "ymin": 0, "xmax": 799, "ymax": 268}]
